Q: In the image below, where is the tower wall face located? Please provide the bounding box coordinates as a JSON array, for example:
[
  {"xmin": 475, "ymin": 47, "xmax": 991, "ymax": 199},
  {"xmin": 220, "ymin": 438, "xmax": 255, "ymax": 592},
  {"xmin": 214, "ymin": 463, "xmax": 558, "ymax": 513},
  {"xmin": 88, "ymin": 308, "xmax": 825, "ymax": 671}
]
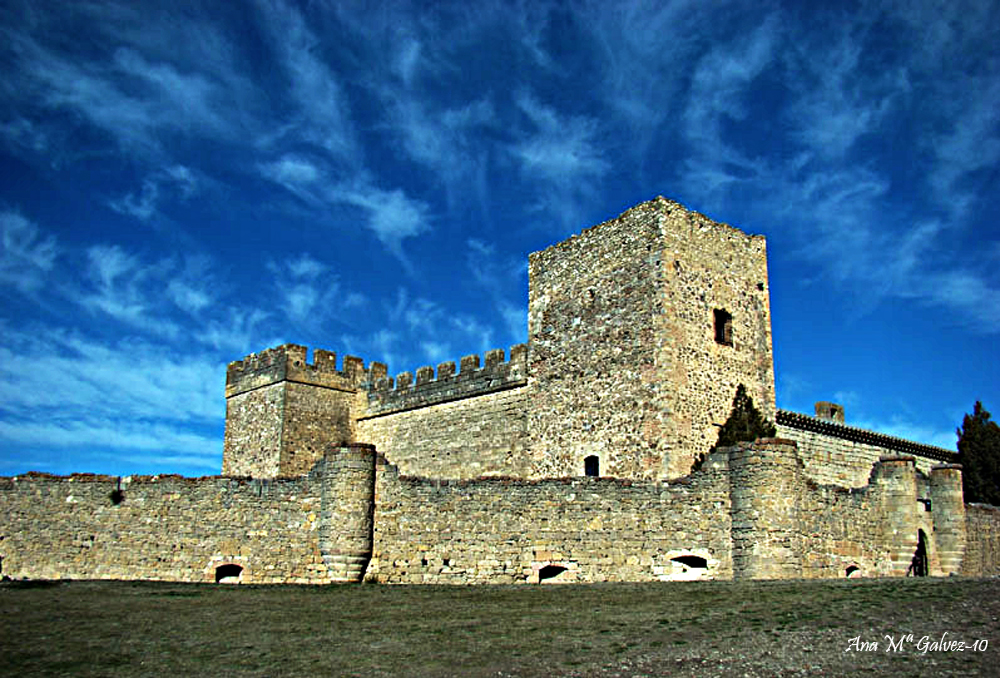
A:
[
  {"xmin": 527, "ymin": 201, "xmax": 667, "ymax": 479},
  {"xmin": 875, "ymin": 456, "xmax": 922, "ymax": 576},
  {"xmin": 223, "ymin": 383, "xmax": 285, "ymax": 478},
  {"xmin": 321, "ymin": 445, "xmax": 377, "ymax": 582},
  {"xmin": 526, "ymin": 197, "xmax": 775, "ymax": 480},
  {"xmin": 929, "ymin": 464, "xmax": 966, "ymax": 575},
  {"xmin": 279, "ymin": 382, "xmax": 359, "ymax": 477},
  {"xmin": 658, "ymin": 202, "xmax": 775, "ymax": 477},
  {"xmin": 223, "ymin": 344, "xmax": 366, "ymax": 478},
  {"xmin": 729, "ymin": 439, "xmax": 803, "ymax": 579}
]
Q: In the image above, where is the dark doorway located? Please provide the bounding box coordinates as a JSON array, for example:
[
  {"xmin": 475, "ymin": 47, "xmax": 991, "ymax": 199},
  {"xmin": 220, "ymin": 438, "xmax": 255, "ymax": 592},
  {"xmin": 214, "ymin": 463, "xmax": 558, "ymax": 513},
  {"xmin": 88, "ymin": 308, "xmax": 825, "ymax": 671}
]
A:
[
  {"xmin": 908, "ymin": 530, "xmax": 928, "ymax": 577},
  {"xmin": 215, "ymin": 563, "xmax": 243, "ymax": 583},
  {"xmin": 584, "ymin": 455, "xmax": 599, "ymax": 477},
  {"xmin": 670, "ymin": 555, "xmax": 708, "ymax": 569},
  {"xmin": 846, "ymin": 565, "xmax": 860, "ymax": 578},
  {"xmin": 538, "ymin": 565, "xmax": 567, "ymax": 582}
]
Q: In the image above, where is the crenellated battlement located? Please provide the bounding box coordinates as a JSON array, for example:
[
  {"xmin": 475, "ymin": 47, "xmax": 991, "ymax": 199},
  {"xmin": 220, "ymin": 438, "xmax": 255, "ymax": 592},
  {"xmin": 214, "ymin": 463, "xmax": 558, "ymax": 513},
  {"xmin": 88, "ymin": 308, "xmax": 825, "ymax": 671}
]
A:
[
  {"xmin": 362, "ymin": 344, "xmax": 528, "ymax": 418},
  {"xmin": 225, "ymin": 344, "xmax": 371, "ymax": 398}
]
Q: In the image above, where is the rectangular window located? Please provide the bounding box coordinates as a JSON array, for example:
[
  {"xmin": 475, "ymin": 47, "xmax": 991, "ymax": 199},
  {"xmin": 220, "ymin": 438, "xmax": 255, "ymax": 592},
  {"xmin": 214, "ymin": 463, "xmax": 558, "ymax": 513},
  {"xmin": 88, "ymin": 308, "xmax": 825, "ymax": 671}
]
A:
[{"xmin": 714, "ymin": 309, "xmax": 733, "ymax": 346}]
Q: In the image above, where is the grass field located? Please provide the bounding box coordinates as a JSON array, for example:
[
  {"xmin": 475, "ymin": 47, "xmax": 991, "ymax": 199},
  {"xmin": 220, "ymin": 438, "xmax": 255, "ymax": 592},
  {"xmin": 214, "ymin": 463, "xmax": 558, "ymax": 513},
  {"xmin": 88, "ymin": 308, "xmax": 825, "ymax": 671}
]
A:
[{"xmin": 1, "ymin": 577, "xmax": 997, "ymax": 677}]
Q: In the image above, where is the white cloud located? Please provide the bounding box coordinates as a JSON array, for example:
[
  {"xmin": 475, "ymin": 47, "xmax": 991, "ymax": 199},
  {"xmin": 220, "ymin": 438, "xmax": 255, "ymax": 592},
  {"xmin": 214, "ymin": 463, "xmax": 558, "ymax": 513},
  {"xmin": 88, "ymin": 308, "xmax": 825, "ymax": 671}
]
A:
[
  {"xmin": 926, "ymin": 74, "xmax": 1000, "ymax": 219},
  {"xmin": 511, "ymin": 91, "xmax": 610, "ymax": 226},
  {"xmin": 679, "ymin": 15, "xmax": 779, "ymax": 197},
  {"xmin": 331, "ymin": 182, "xmax": 431, "ymax": 261},
  {"xmin": 0, "ymin": 330, "xmax": 222, "ymax": 426},
  {"xmin": 258, "ymin": 155, "xmax": 325, "ymax": 205},
  {"xmin": 196, "ymin": 308, "xmax": 275, "ymax": 354},
  {"xmin": 514, "ymin": 91, "xmax": 608, "ymax": 187},
  {"xmin": 253, "ymin": 0, "xmax": 359, "ymax": 162},
  {"xmin": 0, "ymin": 116, "xmax": 48, "ymax": 154},
  {"xmin": 266, "ymin": 253, "xmax": 366, "ymax": 330},
  {"xmin": 109, "ymin": 165, "xmax": 201, "ymax": 222},
  {"xmin": 109, "ymin": 179, "xmax": 159, "ymax": 221},
  {"xmin": 785, "ymin": 36, "xmax": 899, "ymax": 160},
  {"xmin": 578, "ymin": 0, "xmax": 719, "ymax": 131},
  {"xmin": 0, "ymin": 210, "xmax": 58, "ymax": 293},
  {"xmin": 80, "ymin": 245, "xmax": 180, "ymax": 337},
  {"xmin": 0, "ymin": 418, "xmax": 219, "ymax": 461},
  {"xmin": 466, "ymin": 238, "xmax": 527, "ymax": 344}
]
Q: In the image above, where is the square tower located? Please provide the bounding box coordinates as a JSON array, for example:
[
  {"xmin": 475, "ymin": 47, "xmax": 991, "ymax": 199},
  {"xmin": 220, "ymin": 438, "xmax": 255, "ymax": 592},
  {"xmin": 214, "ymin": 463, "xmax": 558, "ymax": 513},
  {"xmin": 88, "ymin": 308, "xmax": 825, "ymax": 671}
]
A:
[
  {"xmin": 223, "ymin": 345, "xmax": 370, "ymax": 477},
  {"xmin": 526, "ymin": 197, "xmax": 775, "ymax": 479}
]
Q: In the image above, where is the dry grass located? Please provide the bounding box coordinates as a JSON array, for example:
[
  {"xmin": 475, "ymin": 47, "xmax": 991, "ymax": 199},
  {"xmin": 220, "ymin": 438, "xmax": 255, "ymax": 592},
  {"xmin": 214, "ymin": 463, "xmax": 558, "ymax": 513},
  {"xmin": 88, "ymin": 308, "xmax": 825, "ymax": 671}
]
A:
[{"xmin": 1, "ymin": 577, "xmax": 997, "ymax": 677}]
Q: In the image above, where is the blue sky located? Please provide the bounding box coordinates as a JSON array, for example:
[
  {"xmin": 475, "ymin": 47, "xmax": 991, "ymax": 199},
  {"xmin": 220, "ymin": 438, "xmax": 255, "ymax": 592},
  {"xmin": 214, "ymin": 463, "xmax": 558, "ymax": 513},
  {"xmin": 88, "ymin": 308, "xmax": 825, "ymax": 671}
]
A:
[{"xmin": 1, "ymin": 1, "xmax": 997, "ymax": 477}]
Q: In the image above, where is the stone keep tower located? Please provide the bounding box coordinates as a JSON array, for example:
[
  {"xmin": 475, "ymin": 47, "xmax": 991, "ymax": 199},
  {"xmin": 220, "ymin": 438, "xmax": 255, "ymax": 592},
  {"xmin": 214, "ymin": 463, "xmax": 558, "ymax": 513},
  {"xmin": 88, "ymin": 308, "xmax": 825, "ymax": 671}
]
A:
[
  {"xmin": 223, "ymin": 345, "xmax": 376, "ymax": 478},
  {"xmin": 527, "ymin": 197, "xmax": 775, "ymax": 480}
]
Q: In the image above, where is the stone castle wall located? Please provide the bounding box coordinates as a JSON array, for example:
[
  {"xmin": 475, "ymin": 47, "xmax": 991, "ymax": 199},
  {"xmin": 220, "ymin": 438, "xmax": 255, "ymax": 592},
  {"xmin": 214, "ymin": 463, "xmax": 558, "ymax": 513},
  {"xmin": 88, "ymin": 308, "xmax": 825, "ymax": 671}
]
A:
[
  {"xmin": 2, "ymin": 442, "xmax": 998, "ymax": 585},
  {"xmin": 5, "ymin": 196, "xmax": 997, "ymax": 587},
  {"xmin": 367, "ymin": 452, "xmax": 734, "ymax": 584},
  {"xmin": 356, "ymin": 346, "xmax": 529, "ymax": 479},
  {"xmin": 526, "ymin": 201, "xmax": 667, "ymax": 480},
  {"xmin": 0, "ymin": 472, "xmax": 331, "ymax": 584},
  {"xmin": 657, "ymin": 200, "xmax": 775, "ymax": 478},
  {"xmin": 963, "ymin": 504, "xmax": 1000, "ymax": 576},
  {"xmin": 223, "ymin": 345, "xmax": 369, "ymax": 478},
  {"xmin": 776, "ymin": 410, "xmax": 952, "ymax": 487}
]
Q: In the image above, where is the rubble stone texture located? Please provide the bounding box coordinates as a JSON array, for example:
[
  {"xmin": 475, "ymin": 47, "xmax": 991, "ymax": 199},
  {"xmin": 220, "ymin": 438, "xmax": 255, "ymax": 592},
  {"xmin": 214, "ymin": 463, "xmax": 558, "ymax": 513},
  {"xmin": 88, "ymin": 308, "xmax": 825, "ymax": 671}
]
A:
[{"xmin": 1, "ymin": 196, "xmax": 998, "ymax": 584}]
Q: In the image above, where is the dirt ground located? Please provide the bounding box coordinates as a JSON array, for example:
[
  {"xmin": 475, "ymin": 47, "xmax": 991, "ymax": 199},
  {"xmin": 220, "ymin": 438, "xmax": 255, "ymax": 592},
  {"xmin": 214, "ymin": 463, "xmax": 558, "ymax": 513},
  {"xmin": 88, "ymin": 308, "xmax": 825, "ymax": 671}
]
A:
[{"xmin": 1, "ymin": 576, "xmax": 997, "ymax": 677}]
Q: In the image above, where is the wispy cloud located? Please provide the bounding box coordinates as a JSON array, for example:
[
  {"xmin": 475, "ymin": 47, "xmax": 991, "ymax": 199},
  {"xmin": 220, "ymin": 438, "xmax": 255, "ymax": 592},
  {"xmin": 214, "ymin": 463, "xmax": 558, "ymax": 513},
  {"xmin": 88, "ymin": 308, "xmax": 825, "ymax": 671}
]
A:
[
  {"xmin": 512, "ymin": 91, "xmax": 609, "ymax": 225},
  {"xmin": 331, "ymin": 181, "xmax": 432, "ymax": 264},
  {"xmin": 466, "ymin": 238, "xmax": 527, "ymax": 344},
  {"xmin": 0, "ymin": 329, "xmax": 222, "ymax": 426},
  {"xmin": 679, "ymin": 15, "xmax": 779, "ymax": 198},
  {"xmin": 108, "ymin": 165, "xmax": 199, "ymax": 222},
  {"xmin": 266, "ymin": 253, "xmax": 364, "ymax": 330},
  {"xmin": 785, "ymin": 35, "xmax": 900, "ymax": 161},
  {"xmin": 578, "ymin": 0, "xmax": 718, "ymax": 132},
  {"xmin": 0, "ymin": 210, "xmax": 57, "ymax": 293},
  {"xmin": 80, "ymin": 245, "xmax": 181, "ymax": 338},
  {"xmin": 253, "ymin": 0, "xmax": 359, "ymax": 163},
  {"xmin": 1, "ymin": 3, "xmax": 257, "ymax": 157}
]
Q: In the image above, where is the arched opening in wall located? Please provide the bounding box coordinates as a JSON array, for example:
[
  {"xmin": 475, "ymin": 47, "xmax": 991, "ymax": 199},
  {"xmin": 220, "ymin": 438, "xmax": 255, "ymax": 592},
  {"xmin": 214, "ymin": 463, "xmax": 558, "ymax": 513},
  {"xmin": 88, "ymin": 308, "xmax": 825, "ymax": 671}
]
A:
[
  {"xmin": 908, "ymin": 530, "xmax": 928, "ymax": 577},
  {"xmin": 215, "ymin": 563, "xmax": 243, "ymax": 584},
  {"xmin": 669, "ymin": 555, "xmax": 709, "ymax": 580},
  {"xmin": 584, "ymin": 455, "xmax": 600, "ymax": 477},
  {"xmin": 845, "ymin": 564, "xmax": 860, "ymax": 578},
  {"xmin": 538, "ymin": 565, "xmax": 568, "ymax": 582}
]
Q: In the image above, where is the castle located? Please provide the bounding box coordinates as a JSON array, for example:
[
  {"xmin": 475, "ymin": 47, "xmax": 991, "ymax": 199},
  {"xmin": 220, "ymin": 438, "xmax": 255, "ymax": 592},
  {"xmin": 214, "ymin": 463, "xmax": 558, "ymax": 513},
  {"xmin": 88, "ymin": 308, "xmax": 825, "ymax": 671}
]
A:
[{"xmin": 2, "ymin": 197, "xmax": 998, "ymax": 584}]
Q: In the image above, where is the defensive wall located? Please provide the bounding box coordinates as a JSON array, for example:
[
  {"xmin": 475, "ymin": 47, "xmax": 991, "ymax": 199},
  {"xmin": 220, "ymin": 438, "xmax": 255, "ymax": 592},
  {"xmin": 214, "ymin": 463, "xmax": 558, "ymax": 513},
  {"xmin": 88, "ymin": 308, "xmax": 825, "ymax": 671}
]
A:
[
  {"xmin": 2, "ymin": 195, "xmax": 999, "ymax": 584},
  {"xmin": 3, "ymin": 441, "xmax": 997, "ymax": 584}
]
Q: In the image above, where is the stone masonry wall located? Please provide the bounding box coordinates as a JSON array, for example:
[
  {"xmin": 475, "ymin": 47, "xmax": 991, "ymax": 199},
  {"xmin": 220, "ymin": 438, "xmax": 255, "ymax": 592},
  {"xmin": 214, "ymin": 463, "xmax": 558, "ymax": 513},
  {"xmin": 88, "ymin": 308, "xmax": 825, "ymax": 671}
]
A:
[
  {"xmin": 657, "ymin": 199, "xmax": 775, "ymax": 478},
  {"xmin": 797, "ymin": 480, "xmax": 893, "ymax": 579},
  {"xmin": 357, "ymin": 387, "xmax": 529, "ymax": 479},
  {"xmin": 526, "ymin": 199, "xmax": 670, "ymax": 480},
  {"xmin": 776, "ymin": 411, "xmax": 954, "ymax": 488},
  {"xmin": 367, "ymin": 454, "xmax": 733, "ymax": 584},
  {"xmin": 526, "ymin": 197, "xmax": 774, "ymax": 482},
  {"xmin": 0, "ymin": 471, "xmax": 332, "ymax": 584},
  {"xmin": 356, "ymin": 346, "xmax": 529, "ymax": 479},
  {"xmin": 223, "ymin": 384, "xmax": 285, "ymax": 478},
  {"xmin": 224, "ymin": 345, "xmax": 370, "ymax": 478},
  {"xmin": 963, "ymin": 504, "xmax": 1000, "ymax": 576}
]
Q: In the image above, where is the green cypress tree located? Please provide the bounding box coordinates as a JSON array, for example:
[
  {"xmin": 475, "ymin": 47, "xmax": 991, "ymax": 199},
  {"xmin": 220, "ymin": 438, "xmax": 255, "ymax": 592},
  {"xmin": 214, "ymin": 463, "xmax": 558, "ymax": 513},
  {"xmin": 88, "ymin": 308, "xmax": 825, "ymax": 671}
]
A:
[
  {"xmin": 712, "ymin": 384, "xmax": 776, "ymax": 452},
  {"xmin": 692, "ymin": 384, "xmax": 776, "ymax": 472},
  {"xmin": 957, "ymin": 401, "xmax": 1000, "ymax": 506}
]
